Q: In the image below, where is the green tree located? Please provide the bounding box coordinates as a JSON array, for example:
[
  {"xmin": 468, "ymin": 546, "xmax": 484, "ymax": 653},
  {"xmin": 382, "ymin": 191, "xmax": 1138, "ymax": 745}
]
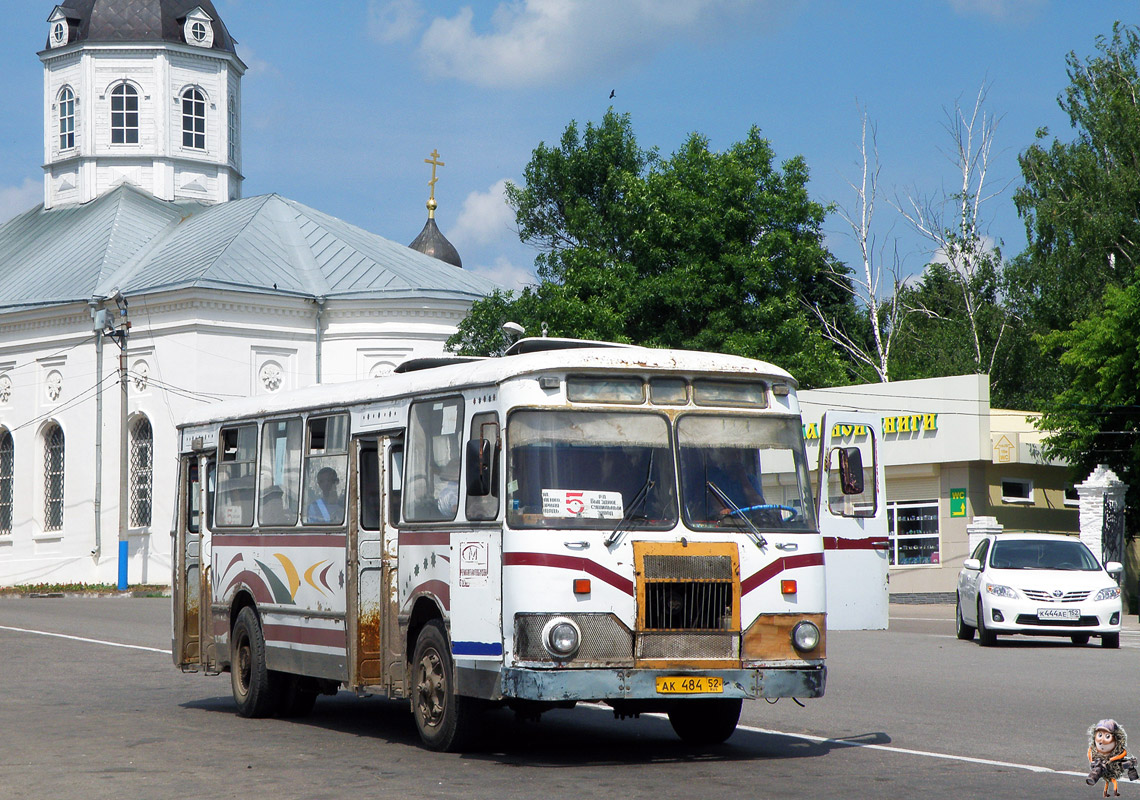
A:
[
  {"xmin": 447, "ymin": 111, "xmax": 855, "ymax": 388},
  {"xmin": 1009, "ymin": 22, "xmax": 1140, "ymax": 342}
]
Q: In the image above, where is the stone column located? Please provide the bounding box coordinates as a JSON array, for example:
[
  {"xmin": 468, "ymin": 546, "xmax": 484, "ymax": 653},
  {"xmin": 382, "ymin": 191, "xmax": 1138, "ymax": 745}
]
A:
[
  {"xmin": 967, "ymin": 516, "xmax": 1003, "ymax": 557},
  {"xmin": 1076, "ymin": 464, "xmax": 1127, "ymax": 563}
]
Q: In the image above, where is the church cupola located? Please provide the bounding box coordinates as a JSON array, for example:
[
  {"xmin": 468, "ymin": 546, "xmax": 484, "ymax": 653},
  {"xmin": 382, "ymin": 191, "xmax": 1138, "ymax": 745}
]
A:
[
  {"xmin": 408, "ymin": 149, "xmax": 463, "ymax": 268},
  {"xmin": 39, "ymin": 0, "xmax": 245, "ymax": 209}
]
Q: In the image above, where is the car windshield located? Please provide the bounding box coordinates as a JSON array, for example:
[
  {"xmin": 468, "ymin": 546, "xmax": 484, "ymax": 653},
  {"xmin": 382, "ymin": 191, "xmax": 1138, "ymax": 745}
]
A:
[
  {"xmin": 677, "ymin": 414, "xmax": 816, "ymax": 532},
  {"xmin": 988, "ymin": 539, "xmax": 1101, "ymax": 571},
  {"xmin": 506, "ymin": 410, "xmax": 678, "ymax": 530}
]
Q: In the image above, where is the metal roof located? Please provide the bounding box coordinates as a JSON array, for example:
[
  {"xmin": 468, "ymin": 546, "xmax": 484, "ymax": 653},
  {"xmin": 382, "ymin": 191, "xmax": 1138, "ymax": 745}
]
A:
[
  {"xmin": 0, "ymin": 185, "xmax": 503, "ymax": 310},
  {"xmin": 51, "ymin": 0, "xmax": 237, "ymax": 54}
]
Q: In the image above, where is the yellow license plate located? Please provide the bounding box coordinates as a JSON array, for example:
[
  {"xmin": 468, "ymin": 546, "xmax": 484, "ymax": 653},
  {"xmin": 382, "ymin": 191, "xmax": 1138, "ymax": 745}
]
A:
[{"xmin": 655, "ymin": 676, "xmax": 723, "ymax": 694}]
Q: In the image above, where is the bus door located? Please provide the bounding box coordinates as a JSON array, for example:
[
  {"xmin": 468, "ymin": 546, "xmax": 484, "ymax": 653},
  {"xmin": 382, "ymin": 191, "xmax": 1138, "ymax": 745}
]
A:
[
  {"xmin": 350, "ymin": 435, "xmax": 404, "ymax": 694},
  {"xmin": 174, "ymin": 453, "xmax": 216, "ymax": 670},
  {"xmin": 816, "ymin": 411, "xmax": 889, "ymax": 630}
]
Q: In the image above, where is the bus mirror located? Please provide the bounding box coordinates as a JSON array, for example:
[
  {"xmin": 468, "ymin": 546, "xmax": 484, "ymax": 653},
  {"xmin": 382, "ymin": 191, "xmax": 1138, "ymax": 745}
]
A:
[
  {"xmin": 838, "ymin": 447, "xmax": 864, "ymax": 495},
  {"xmin": 466, "ymin": 438, "xmax": 492, "ymax": 497}
]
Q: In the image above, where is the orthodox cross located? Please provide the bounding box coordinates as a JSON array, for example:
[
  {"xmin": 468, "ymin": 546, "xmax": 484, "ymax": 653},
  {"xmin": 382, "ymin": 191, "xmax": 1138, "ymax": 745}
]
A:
[{"xmin": 424, "ymin": 149, "xmax": 445, "ymax": 204}]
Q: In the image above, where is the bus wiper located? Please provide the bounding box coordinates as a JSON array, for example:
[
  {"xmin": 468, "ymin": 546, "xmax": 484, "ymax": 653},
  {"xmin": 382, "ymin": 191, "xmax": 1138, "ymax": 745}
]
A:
[
  {"xmin": 605, "ymin": 460, "xmax": 654, "ymax": 548},
  {"xmin": 707, "ymin": 481, "xmax": 767, "ymax": 549}
]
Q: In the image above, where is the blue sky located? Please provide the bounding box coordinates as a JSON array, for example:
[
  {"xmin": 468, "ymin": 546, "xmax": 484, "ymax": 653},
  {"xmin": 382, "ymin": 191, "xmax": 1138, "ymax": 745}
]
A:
[{"xmin": 0, "ymin": 1, "xmax": 1133, "ymax": 292}]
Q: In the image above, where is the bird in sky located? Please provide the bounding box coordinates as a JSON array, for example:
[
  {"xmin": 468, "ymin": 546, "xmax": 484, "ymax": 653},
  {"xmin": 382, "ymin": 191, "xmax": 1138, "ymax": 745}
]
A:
[{"xmin": 609, "ymin": 89, "xmax": 615, "ymax": 99}]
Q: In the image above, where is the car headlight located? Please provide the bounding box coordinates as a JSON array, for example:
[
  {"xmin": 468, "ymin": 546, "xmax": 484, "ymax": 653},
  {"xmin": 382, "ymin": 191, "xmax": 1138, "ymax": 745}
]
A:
[
  {"xmin": 791, "ymin": 621, "xmax": 821, "ymax": 653},
  {"xmin": 1095, "ymin": 586, "xmax": 1122, "ymax": 602},
  {"xmin": 541, "ymin": 617, "xmax": 581, "ymax": 659},
  {"xmin": 985, "ymin": 583, "xmax": 1018, "ymax": 599}
]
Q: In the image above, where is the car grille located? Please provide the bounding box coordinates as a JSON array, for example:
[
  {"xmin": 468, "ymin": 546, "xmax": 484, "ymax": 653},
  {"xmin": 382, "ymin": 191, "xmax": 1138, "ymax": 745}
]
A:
[
  {"xmin": 1014, "ymin": 614, "xmax": 1100, "ymax": 627},
  {"xmin": 1021, "ymin": 589, "xmax": 1089, "ymax": 603}
]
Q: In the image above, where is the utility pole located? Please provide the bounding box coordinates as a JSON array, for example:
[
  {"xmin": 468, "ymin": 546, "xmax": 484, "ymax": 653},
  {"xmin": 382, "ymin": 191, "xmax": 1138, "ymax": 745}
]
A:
[{"xmin": 106, "ymin": 291, "xmax": 130, "ymax": 590}]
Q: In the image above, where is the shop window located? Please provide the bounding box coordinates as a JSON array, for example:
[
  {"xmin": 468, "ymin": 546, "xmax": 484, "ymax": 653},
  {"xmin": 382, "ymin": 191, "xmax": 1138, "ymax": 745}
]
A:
[
  {"xmin": 1001, "ymin": 478, "xmax": 1033, "ymax": 504},
  {"xmin": 886, "ymin": 500, "xmax": 939, "ymax": 566}
]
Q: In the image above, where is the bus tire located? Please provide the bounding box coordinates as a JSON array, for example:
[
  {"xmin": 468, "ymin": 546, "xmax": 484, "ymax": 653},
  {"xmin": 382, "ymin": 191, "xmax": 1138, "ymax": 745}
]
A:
[
  {"xmin": 667, "ymin": 698, "xmax": 741, "ymax": 745},
  {"xmin": 411, "ymin": 620, "xmax": 478, "ymax": 752},
  {"xmin": 230, "ymin": 606, "xmax": 281, "ymax": 718}
]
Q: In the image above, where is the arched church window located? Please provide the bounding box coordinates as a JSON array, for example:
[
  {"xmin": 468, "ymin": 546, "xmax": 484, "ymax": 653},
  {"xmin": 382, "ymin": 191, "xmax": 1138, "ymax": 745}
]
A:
[
  {"xmin": 43, "ymin": 423, "xmax": 64, "ymax": 532},
  {"xmin": 130, "ymin": 415, "xmax": 153, "ymax": 528},
  {"xmin": 182, "ymin": 88, "xmax": 206, "ymax": 150},
  {"xmin": 111, "ymin": 83, "xmax": 139, "ymax": 145},
  {"xmin": 0, "ymin": 429, "xmax": 12, "ymax": 536},
  {"xmin": 58, "ymin": 87, "xmax": 75, "ymax": 151}
]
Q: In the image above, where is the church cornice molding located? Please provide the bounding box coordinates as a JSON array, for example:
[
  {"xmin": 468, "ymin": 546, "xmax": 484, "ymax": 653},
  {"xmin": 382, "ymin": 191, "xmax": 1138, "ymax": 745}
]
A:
[{"xmin": 40, "ymin": 41, "xmax": 246, "ymax": 74}]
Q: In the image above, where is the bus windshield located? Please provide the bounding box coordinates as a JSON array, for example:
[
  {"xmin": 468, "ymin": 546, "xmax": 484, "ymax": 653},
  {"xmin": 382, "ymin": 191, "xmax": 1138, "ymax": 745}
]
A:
[
  {"xmin": 507, "ymin": 410, "xmax": 678, "ymax": 530},
  {"xmin": 678, "ymin": 414, "xmax": 816, "ymax": 532}
]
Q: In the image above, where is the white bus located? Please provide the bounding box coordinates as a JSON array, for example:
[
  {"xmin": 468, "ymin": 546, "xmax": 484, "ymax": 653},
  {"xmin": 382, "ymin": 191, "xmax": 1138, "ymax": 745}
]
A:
[{"xmin": 172, "ymin": 338, "xmax": 884, "ymax": 750}]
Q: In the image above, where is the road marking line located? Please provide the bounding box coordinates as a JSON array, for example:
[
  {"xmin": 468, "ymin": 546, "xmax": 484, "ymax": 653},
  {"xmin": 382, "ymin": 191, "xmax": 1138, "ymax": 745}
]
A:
[
  {"xmin": 739, "ymin": 725, "xmax": 1086, "ymax": 777},
  {"xmin": 0, "ymin": 624, "xmax": 172, "ymax": 655}
]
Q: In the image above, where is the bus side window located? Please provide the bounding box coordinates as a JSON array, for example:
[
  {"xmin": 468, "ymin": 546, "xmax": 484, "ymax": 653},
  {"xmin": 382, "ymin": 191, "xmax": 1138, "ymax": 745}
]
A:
[
  {"xmin": 466, "ymin": 411, "xmax": 499, "ymax": 521},
  {"xmin": 258, "ymin": 418, "xmax": 302, "ymax": 527},
  {"xmin": 404, "ymin": 398, "xmax": 463, "ymax": 522},
  {"xmin": 359, "ymin": 438, "xmax": 380, "ymax": 531},
  {"xmin": 389, "ymin": 442, "xmax": 404, "ymax": 524},
  {"xmin": 302, "ymin": 414, "xmax": 349, "ymax": 526},
  {"xmin": 217, "ymin": 424, "xmax": 256, "ymax": 527}
]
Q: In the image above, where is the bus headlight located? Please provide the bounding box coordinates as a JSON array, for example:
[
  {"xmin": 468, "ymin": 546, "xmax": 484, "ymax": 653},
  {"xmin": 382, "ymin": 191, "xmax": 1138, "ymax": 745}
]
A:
[
  {"xmin": 542, "ymin": 617, "xmax": 581, "ymax": 659},
  {"xmin": 791, "ymin": 621, "xmax": 821, "ymax": 653}
]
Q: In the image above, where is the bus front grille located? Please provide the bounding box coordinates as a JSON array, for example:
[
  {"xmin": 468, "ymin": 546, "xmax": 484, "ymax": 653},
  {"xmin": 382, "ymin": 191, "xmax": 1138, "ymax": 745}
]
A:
[{"xmin": 634, "ymin": 543, "xmax": 741, "ymax": 665}]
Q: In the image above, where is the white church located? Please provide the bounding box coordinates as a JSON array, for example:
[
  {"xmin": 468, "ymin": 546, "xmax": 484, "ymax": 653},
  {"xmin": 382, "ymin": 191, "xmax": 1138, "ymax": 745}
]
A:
[{"xmin": 0, "ymin": 1, "xmax": 500, "ymax": 586}]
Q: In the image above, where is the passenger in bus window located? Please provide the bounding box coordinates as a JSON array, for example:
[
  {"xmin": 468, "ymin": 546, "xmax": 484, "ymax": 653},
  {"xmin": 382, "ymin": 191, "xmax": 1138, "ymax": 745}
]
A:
[
  {"xmin": 435, "ymin": 453, "xmax": 460, "ymax": 516},
  {"xmin": 305, "ymin": 466, "xmax": 344, "ymax": 524}
]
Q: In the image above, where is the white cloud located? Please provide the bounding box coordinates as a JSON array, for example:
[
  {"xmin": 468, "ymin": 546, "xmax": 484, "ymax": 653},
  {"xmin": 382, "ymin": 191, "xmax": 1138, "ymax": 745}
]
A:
[
  {"xmin": 417, "ymin": 0, "xmax": 777, "ymax": 89},
  {"xmin": 368, "ymin": 0, "xmax": 424, "ymax": 43},
  {"xmin": 946, "ymin": 0, "xmax": 1044, "ymax": 21},
  {"xmin": 239, "ymin": 46, "xmax": 278, "ymax": 78},
  {"xmin": 0, "ymin": 178, "xmax": 42, "ymax": 224},
  {"xmin": 469, "ymin": 256, "xmax": 537, "ymax": 291},
  {"xmin": 449, "ymin": 178, "xmax": 515, "ymax": 247}
]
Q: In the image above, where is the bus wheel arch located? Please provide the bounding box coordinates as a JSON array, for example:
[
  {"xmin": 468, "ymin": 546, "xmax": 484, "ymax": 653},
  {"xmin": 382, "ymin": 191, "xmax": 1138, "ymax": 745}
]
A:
[
  {"xmin": 405, "ymin": 596, "xmax": 445, "ymax": 665},
  {"xmin": 229, "ymin": 604, "xmax": 282, "ymax": 718}
]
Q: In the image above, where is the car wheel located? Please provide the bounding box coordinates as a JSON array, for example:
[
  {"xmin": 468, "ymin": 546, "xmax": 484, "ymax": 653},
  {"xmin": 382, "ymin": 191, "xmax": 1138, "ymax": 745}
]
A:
[
  {"xmin": 1070, "ymin": 633, "xmax": 1090, "ymax": 645},
  {"xmin": 955, "ymin": 594, "xmax": 975, "ymax": 641},
  {"xmin": 976, "ymin": 598, "xmax": 996, "ymax": 646},
  {"xmin": 1102, "ymin": 632, "xmax": 1120, "ymax": 649}
]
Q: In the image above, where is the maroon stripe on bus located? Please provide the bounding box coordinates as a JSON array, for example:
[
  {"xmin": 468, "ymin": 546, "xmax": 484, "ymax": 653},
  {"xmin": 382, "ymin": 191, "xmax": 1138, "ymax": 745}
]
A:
[
  {"xmin": 503, "ymin": 552, "xmax": 634, "ymax": 596},
  {"xmin": 407, "ymin": 580, "xmax": 451, "ymax": 611},
  {"xmin": 223, "ymin": 569, "xmax": 274, "ymax": 605},
  {"xmin": 399, "ymin": 531, "xmax": 451, "ymax": 546},
  {"xmin": 263, "ymin": 623, "xmax": 346, "ymax": 649},
  {"xmin": 823, "ymin": 536, "xmax": 889, "ymax": 551},
  {"xmin": 740, "ymin": 553, "xmax": 824, "ymax": 596},
  {"xmin": 212, "ymin": 532, "xmax": 347, "ymax": 548}
]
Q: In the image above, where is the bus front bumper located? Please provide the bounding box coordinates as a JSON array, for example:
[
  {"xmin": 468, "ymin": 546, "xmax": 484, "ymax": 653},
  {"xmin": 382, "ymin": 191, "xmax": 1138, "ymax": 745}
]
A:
[{"xmin": 500, "ymin": 665, "xmax": 825, "ymax": 702}]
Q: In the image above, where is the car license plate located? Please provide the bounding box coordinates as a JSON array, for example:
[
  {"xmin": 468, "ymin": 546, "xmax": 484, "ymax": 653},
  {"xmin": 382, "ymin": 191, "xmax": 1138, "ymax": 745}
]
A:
[
  {"xmin": 1037, "ymin": 607, "xmax": 1079, "ymax": 621},
  {"xmin": 656, "ymin": 676, "xmax": 723, "ymax": 694}
]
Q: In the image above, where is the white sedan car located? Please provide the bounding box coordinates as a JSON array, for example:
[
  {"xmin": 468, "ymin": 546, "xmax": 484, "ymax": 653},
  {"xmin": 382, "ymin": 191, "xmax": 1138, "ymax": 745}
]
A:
[{"xmin": 956, "ymin": 532, "xmax": 1122, "ymax": 648}]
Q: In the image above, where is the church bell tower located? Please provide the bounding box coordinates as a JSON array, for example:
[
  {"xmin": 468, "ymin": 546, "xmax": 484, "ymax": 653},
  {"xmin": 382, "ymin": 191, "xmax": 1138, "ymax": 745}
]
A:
[{"xmin": 40, "ymin": 1, "xmax": 245, "ymax": 209}]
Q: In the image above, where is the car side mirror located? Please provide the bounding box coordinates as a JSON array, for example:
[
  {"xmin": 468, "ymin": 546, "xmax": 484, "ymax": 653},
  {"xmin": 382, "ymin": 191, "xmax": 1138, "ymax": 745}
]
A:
[
  {"xmin": 838, "ymin": 447, "xmax": 864, "ymax": 495},
  {"xmin": 1105, "ymin": 561, "xmax": 1124, "ymax": 575},
  {"xmin": 466, "ymin": 438, "xmax": 492, "ymax": 497},
  {"xmin": 962, "ymin": 558, "xmax": 981, "ymax": 571}
]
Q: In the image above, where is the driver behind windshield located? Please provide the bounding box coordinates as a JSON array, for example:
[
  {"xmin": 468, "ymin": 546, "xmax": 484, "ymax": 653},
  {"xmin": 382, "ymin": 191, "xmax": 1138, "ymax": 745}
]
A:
[{"xmin": 685, "ymin": 447, "xmax": 764, "ymax": 523}]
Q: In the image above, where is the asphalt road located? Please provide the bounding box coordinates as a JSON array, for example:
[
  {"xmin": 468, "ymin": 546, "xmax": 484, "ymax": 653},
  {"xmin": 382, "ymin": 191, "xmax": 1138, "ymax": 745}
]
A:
[{"xmin": 1, "ymin": 597, "xmax": 1137, "ymax": 799}]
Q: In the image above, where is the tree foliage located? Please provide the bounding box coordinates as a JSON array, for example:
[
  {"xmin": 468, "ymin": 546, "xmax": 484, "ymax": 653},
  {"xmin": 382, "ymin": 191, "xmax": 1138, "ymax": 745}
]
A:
[{"xmin": 447, "ymin": 111, "xmax": 855, "ymax": 388}]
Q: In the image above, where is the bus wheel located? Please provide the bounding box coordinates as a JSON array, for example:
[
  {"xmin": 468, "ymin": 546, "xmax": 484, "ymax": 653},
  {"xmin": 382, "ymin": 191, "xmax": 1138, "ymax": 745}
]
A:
[
  {"xmin": 230, "ymin": 606, "xmax": 280, "ymax": 718},
  {"xmin": 667, "ymin": 698, "xmax": 741, "ymax": 745},
  {"xmin": 412, "ymin": 620, "xmax": 477, "ymax": 751}
]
